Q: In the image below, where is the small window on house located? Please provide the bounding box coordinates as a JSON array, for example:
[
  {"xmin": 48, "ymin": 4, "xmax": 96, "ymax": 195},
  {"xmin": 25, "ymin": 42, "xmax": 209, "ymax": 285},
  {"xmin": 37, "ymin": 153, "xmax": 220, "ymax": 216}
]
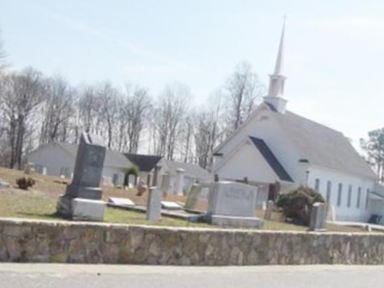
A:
[
  {"xmin": 365, "ymin": 189, "xmax": 370, "ymax": 209},
  {"xmin": 315, "ymin": 179, "xmax": 320, "ymax": 193},
  {"xmin": 337, "ymin": 183, "xmax": 343, "ymax": 207},
  {"xmin": 347, "ymin": 185, "xmax": 352, "ymax": 208},
  {"xmin": 357, "ymin": 187, "xmax": 362, "ymax": 208},
  {"xmin": 326, "ymin": 181, "xmax": 332, "ymax": 204}
]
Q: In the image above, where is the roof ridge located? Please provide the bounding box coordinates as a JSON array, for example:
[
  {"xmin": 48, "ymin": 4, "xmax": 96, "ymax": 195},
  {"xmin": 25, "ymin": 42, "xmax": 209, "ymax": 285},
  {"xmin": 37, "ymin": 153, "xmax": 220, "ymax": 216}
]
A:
[{"xmin": 284, "ymin": 110, "xmax": 345, "ymax": 136}]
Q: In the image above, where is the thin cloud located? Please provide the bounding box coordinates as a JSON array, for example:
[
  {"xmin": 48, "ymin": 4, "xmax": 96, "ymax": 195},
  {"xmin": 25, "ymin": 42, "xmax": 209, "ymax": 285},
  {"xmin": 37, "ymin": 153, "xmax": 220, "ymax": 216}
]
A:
[{"xmin": 41, "ymin": 6, "xmax": 195, "ymax": 71}]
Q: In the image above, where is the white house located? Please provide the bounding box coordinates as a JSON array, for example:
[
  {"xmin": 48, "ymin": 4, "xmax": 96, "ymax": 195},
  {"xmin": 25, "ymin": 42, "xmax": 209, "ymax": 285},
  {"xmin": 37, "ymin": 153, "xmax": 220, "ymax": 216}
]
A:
[
  {"xmin": 125, "ymin": 153, "xmax": 211, "ymax": 195},
  {"xmin": 28, "ymin": 142, "xmax": 133, "ymax": 186},
  {"xmin": 213, "ymin": 22, "xmax": 381, "ymax": 223},
  {"xmin": 159, "ymin": 158, "xmax": 211, "ymax": 195}
]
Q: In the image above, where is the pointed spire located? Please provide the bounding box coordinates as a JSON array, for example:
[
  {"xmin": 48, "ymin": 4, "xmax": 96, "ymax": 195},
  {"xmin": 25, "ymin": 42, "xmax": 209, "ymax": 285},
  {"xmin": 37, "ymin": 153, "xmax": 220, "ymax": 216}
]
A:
[
  {"xmin": 273, "ymin": 16, "xmax": 286, "ymax": 75},
  {"xmin": 264, "ymin": 17, "xmax": 288, "ymax": 113}
]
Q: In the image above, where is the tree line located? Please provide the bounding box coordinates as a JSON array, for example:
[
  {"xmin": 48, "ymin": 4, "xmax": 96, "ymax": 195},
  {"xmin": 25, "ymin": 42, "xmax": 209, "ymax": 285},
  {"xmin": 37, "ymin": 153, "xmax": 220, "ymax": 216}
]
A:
[
  {"xmin": 1, "ymin": 34, "xmax": 383, "ymax": 179},
  {"xmin": 0, "ymin": 37, "xmax": 264, "ymax": 170}
]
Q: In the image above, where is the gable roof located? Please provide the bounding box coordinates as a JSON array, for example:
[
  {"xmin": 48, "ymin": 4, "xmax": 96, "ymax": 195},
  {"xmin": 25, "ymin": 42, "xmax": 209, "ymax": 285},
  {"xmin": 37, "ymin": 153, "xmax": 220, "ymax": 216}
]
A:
[
  {"xmin": 214, "ymin": 102, "xmax": 376, "ymax": 180},
  {"xmin": 249, "ymin": 136, "xmax": 293, "ymax": 182},
  {"xmin": 273, "ymin": 110, "xmax": 377, "ymax": 179},
  {"xmin": 124, "ymin": 153, "xmax": 162, "ymax": 172},
  {"xmin": 161, "ymin": 159, "xmax": 211, "ymax": 181},
  {"xmin": 58, "ymin": 143, "xmax": 131, "ymax": 169}
]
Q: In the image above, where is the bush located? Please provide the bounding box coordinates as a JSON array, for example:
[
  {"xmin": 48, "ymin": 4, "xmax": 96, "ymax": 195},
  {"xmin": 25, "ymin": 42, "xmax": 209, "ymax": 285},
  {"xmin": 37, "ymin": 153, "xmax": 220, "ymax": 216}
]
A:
[
  {"xmin": 16, "ymin": 177, "xmax": 36, "ymax": 190},
  {"xmin": 124, "ymin": 165, "xmax": 140, "ymax": 187},
  {"xmin": 127, "ymin": 165, "xmax": 139, "ymax": 177},
  {"xmin": 276, "ymin": 186, "xmax": 325, "ymax": 225}
]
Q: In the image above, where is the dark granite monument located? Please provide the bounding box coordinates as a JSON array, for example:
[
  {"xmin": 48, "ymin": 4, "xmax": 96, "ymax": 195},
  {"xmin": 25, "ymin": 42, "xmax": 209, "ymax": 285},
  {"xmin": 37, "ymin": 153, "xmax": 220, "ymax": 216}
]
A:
[{"xmin": 56, "ymin": 132, "xmax": 106, "ymax": 220}]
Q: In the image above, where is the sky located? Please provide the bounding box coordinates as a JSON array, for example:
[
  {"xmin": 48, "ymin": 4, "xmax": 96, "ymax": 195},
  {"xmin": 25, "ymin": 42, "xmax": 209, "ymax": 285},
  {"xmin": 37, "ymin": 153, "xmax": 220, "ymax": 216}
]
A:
[{"xmin": 1, "ymin": 0, "xmax": 384, "ymax": 150}]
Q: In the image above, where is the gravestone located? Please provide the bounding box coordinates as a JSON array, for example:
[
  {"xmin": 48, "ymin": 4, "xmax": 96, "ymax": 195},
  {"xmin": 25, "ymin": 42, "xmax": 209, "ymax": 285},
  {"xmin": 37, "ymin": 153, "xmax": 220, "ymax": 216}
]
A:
[
  {"xmin": 0, "ymin": 179, "xmax": 10, "ymax": 189},
  {"xmin": 41, "ymin": 166, "xmax": 47, "ymax": 176},
  {"xmin": 207, "ymin": 181, "xmax": 262, "ymax": 228},
  {"xmin": 264, "ymin": 200, "xmax": 274, "ymax": 220},
  {"xmin": 24, "ymin": 162, "xmax": 35, "ymax": 175},
  {"xmin": 152, "ymin": 164, "xmax": 162, "ymax": 186},
  {"xmin": 108, "ymin": 197, "xmax": 135, "ymax": 208},
  {"xmin": 174, "ymin": 168, "xmax": 185, "ymax": 195},
  {"xmin": 184, "ymin": 183, "xmax": 202, "ymax": 210},
  {"xmin": 326, "ymin": 204, "xmax": 336, "ymax": 222},
  {"xmin": 56, "ymin": 132, "xmax": 106, "ymax": 221},
  {"xmin": 72, "ymin": 198, "xmax": 105, "ymax": 221},
  {"xmin": 160, "ymin": 173, "xmax": 171, "ymax": 196},
  {"xmin": 309, "ymin": 202, "xmax": 327, "ymax": 231},
  {"xmin": 161, "ymin": 201, "xmax": 182, "ymax": 210},
  {"xmin": 146, "ymin": 186, "xmax": 161, "ymax": 221}
]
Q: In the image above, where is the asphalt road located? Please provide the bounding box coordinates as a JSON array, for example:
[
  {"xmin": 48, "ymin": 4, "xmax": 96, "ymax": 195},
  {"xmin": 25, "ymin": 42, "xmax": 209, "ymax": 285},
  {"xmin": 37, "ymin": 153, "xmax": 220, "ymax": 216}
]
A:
[{"xmin": 0, "ymin": 264, "xmax": 383, "ymax": 288}]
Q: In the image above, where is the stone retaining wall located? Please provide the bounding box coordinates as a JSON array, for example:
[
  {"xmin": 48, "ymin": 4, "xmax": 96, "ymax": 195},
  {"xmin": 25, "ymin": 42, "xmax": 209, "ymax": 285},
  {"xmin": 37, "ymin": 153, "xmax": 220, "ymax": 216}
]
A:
[{"xmin": 1, "ymin": 218, "xmax": 384, "ymax": 265}]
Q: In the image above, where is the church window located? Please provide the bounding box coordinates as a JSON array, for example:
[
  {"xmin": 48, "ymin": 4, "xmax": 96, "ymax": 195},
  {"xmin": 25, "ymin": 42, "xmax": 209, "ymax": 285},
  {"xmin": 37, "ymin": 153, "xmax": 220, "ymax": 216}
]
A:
[
  {"xmin": 365, "ymin": 189, "xmax": 370, "ymax": 209},
  {"xmin": 337, "ymin": 183, "xmax": 343, "ymax": 206},
  {"xmin": 357, "ymin": 187, "xmax": 362, "ymax": 208},
  {"xmin": 347, "ymin": 185, "xmax": 352, "ymax": 207},
  {"xmin": 326, "ymin": 181, "xmax": 332, "ymax": 204},
  {"xmin": 315, "ymin": 179, "xmax": 320, "ymax": 192}
]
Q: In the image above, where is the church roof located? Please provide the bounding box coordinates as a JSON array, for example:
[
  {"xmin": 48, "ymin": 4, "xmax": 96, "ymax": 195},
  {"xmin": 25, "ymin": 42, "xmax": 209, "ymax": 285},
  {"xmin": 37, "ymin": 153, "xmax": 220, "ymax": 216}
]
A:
[
  {"xmin": 125, "ymin": 153, "xmax": 162, "ymax": 172},
  {"xmin": 58, "ymin": 143, "xmax": 132, "ymax": 169},
  {"xmin": 161, "ymin": 159, "xmax": 211, "ymax": 181},
  {"xmin": 249, "ymin": 136, "xmax": 293, "ymax": 182},
  {"xmin": 273, "ymin": 110, "xmax": 377, "ymax": 179}
]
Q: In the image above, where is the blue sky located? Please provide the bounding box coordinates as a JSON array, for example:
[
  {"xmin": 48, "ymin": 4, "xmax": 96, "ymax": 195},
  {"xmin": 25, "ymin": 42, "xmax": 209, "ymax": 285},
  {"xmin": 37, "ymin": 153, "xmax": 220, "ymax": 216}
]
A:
[{"xmin": 1, "ymin": 0, "xmax": 384, "ymax": 149}]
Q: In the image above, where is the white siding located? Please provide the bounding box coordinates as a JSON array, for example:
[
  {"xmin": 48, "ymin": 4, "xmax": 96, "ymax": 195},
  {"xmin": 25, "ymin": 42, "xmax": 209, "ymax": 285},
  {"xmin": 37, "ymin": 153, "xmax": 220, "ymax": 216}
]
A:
[
  {"xmin": 307, "ymin": 166, "xmax": 374, "ymax": 222},
  {"xmin": 102, "ymin": 166, "xmax": 126, "ymax": 186},
  {"xmin": 28, "ymin": 143, "xmax": 75, "ymax": 177},
  {"xmin": 214, "ymin": 107, "xmax": 303, "ymax": 183},
  {"xmin": 28, "ymin": 143, "xmax": 126, "ymax": 186},
  {"xmin": 215, "ymin": 141, "xmax": 278, "ymax": 183}
]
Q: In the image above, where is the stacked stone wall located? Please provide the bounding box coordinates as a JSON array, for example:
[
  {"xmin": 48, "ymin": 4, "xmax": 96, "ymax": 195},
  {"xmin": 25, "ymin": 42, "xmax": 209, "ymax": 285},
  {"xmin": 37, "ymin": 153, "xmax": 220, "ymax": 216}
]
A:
[{"xmin": 0, "ymin": 218, "xmax": 383, "ymax": 265}]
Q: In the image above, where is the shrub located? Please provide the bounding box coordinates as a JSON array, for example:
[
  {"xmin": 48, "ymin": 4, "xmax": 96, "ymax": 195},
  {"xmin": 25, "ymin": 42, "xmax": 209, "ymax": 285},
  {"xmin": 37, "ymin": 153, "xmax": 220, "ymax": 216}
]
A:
[
  {"xmin": 16, "ymin": 177, "xmax": 36, "ymax": 190},
  {"xmin": 127, "ymin": 165, "xmax": 139, "ymax": 177},
  {"xmin": 276, "ymin": 186, "xmax": 325, "ymax": 225},
  {"xmin": 124, "ymin": 165, "xmax": 140, "ymax": 187}
]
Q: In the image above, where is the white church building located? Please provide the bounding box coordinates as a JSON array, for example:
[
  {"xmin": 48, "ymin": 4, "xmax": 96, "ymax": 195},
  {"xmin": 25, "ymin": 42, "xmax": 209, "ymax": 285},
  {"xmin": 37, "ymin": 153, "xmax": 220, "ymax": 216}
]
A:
[{"xmin": 213, "ymin": 23, "xmax": 384, "ymax": 223}]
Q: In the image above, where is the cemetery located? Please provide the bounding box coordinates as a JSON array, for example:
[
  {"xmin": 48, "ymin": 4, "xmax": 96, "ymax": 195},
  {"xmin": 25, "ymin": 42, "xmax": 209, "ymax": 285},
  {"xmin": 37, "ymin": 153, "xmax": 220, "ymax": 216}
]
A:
[{"xmin": 0, "ymin": 133, "xmax": 384, "ymax": 265}]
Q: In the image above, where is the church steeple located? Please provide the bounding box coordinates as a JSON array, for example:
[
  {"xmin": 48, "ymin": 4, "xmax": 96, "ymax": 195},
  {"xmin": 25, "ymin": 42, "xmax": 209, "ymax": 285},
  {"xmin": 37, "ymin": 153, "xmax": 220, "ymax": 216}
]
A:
[
  {"xmin": 273, "ymin": 18, "xmax": 285, "ymax": 75},
  {"xmin": 264, "ymin": 18, "xmax": 288, "ymax": 113}
]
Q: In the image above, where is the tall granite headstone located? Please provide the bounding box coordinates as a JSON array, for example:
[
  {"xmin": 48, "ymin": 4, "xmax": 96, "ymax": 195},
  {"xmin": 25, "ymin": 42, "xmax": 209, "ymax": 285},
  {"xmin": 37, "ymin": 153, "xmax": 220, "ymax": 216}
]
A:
[{"xmin": 56, "ymin": 133, "xmax": 106, "ymax": 220}]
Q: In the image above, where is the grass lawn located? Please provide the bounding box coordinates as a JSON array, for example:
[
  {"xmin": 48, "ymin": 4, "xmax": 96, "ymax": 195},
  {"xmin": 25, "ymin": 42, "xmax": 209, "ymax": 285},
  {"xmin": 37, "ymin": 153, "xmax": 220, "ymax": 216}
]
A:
[
  {"xmin": 0, "ymin": 189, "xmax": 211, "ymax": 228},
  {"xmin": 0, "ymin": 167, "xmax": 371, "ymax": 232},
  {"xmin": 0, "ymin": 189, "xmax": 303, "ymax": 230}
]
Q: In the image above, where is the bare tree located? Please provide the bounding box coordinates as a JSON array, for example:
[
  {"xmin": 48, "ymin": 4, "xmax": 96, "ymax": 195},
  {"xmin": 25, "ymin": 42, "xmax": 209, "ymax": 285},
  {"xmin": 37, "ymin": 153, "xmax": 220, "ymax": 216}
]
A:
[
  {"xmin": 361, "ymin": 128, "xmax": 384, "ymax": 182},
  {"xmin": 224, "ymin": 62, "xmax": 263, "ymax": 135},
  {"xmin": 0, "ymin": 68, "xmax": 44, "ymax": 169},
  {"xmin": 152, "ymin": 83, "xmax": 190, "ymax": 160},
  {"xmin": 194, "ymin": 93, "xmax": 224, "ymax": 169},
  {"xmin": 97, "ymin": 82, "xmax": 119, "ymax": 149},
  {"xmin": 122, "ymin": 85, "xmax": 152, "ymax": 153},
  {"xmin": 40, "ymin": 76, "xmax": 74, "ymax": 144},
  {"xmin": 182, "ymin": 113, "xmax": 194, "ymax": 163},
  {"xmin": 78, "ymin": 86, "xmax": 98, "ymax": 136}
]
